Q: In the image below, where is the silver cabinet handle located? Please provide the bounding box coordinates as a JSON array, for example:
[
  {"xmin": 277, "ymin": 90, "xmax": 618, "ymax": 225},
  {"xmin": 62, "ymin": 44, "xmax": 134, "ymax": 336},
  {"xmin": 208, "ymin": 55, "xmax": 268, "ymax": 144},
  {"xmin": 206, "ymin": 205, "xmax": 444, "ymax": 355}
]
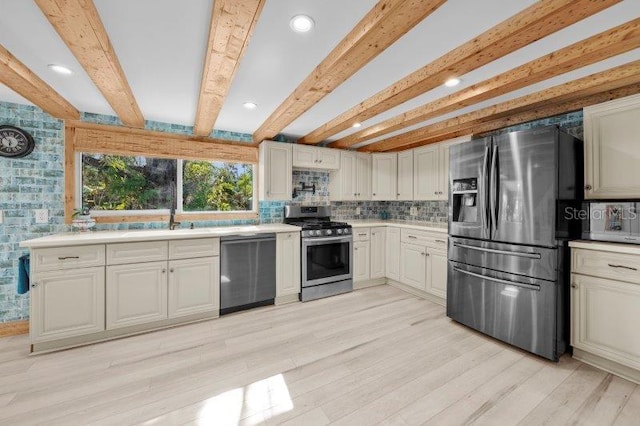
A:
[
  {"xmin": 58, "ymin": 256, "xmax": 80, "ymax": 260},
  {"xmin": 571, "ymin": 283, "xmax": 578, "ymax": 289},
  {"xmin": 408, "ymin": 235, "xmax": 417, "ymax": 239},
  {"xmin": 354, "ymin": 247, "xmax": 358, "ymax": 251},
  {"xmin": 453, "ymin": 267, "xmax": 540, "ymax": 291},
  {"xmin": 435, "ymin": 239, "xmax": 446, "ymax": 243},
  {"xmin": 373, "ymin": 193, "xmax": 376, "ymax": 196},
  {"xmin": 608, "ymin": 264, "xmax": 638, "ymax": 271},
  {"xmin": 287, "ymin": 234, "xmax": 292, "ymax": 238},
  {"xmin": 453, "ymin": 242, "xmax": 541, "ymax": 259},
  {"xmin": 170, "ymin": 268, "xmax": 174, "ymax": 273},
  {"xmin": 397, "ymin": 193, "xmax": 400, "ymax": 196},
  {"xmin": 585, "ymin": 185, "xmax": 592, "ymax": 190},
  {"xmin": 358, "ymin": 233, "xmax": 368, "ymax": 236},
  {"xmin": 421, "ymin": 252, "xmax": 426, "ymax": 256}
]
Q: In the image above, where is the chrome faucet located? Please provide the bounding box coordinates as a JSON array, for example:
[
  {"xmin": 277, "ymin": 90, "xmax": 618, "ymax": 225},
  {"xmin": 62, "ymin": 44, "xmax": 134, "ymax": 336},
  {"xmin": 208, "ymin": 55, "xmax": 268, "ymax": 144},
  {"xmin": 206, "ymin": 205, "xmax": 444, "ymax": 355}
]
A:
[{"xmin": 169, "ymin": 207, "xmax": 181, "ymax": 230}]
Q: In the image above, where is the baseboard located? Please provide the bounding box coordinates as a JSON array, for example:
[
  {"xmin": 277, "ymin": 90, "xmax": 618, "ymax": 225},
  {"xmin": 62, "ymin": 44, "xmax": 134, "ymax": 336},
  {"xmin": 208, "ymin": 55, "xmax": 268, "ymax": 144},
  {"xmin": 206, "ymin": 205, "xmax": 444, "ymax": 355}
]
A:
[
  {"xmin": 573, "ymin": 348, "xmax": 640, "ymax": 385},
  {"xmin": 0, "ymin": 320, "xmax": 29, "ymax": 337},
  {"xmin": 354, "ymin": 277, "xmax": 386, "ymax": 290},
  {"xmin": 275, "ymin": 293, "xmax": 300, "ymax": 305},
  {"xmin": 386, "ymin": 279, "xmax": 446, "ymax": 307}
]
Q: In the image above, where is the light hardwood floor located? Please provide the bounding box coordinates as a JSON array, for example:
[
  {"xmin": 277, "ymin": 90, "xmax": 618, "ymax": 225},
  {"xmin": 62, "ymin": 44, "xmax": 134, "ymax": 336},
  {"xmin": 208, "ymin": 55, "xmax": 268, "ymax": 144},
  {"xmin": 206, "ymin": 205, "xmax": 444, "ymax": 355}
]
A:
[{"xmin": 0, "ymin": 285, "xmax": 638, "ymax": 425}]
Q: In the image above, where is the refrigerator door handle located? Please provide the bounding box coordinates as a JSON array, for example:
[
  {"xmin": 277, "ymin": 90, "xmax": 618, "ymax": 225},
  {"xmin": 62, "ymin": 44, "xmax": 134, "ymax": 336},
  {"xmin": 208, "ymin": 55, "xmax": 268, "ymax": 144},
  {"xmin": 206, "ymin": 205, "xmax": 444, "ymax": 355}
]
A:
[
  {"xmin": 453, "ymin": 242, "xmax": 542, "ymax": 259},
  {"xmin": 483, "ymin": 145, "xmax": 491, "ymax": 237},
  {"xmin": 490, "ymin": 144, "xmax": 499, "ymax": 233},
  {"xmin": 453, "ymin": 267, "xmax": 541, "ymax": 291}
]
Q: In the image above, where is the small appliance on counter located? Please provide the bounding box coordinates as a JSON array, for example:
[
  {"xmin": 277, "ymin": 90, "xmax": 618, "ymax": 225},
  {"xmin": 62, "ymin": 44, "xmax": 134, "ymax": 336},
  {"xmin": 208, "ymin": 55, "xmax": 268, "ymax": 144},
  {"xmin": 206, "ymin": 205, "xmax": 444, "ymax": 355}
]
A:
[
  {"xmin": 284, "ymin": 205, "xmax": 353, "ymax": 302},
  {"xmin": 583, "ymin": 202, "xmax": 640, "ymax": 244}
]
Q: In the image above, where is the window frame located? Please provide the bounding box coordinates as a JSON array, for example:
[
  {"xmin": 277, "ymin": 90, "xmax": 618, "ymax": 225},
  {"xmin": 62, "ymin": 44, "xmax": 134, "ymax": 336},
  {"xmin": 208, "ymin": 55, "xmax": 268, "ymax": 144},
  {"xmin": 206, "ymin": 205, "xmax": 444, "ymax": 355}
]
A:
[{"xmin": 75, "ymin": 152, "xmax": 258, "ymax": 220}]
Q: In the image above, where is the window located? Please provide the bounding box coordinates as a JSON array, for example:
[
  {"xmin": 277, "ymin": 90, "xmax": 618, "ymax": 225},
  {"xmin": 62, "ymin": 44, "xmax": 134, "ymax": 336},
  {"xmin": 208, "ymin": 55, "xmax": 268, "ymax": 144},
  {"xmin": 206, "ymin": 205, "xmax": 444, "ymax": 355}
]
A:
[{"xmin": 79, "ymin": 153, "xmax": 255, "ymax": 215}]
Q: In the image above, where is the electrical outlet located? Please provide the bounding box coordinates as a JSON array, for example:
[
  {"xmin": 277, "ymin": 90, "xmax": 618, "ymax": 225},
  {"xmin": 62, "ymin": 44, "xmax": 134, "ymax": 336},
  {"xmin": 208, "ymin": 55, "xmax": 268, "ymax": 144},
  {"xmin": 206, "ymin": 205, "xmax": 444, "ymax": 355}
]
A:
[
  {"xmin": 410, "ymin": 206, "xmax": 418, "ymax": 216},
  {"xmin": 355, "ymin": 207, "xmax": 361, "ymax": 215},
  {"xmin": 35, "ymin": 209, "xmax": 48, "ymax": 224}
]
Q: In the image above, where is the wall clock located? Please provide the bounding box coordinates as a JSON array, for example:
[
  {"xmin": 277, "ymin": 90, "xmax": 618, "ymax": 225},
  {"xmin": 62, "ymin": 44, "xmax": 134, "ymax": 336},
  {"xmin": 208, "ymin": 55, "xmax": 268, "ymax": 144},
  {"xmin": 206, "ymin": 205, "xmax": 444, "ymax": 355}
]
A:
[{"xmin": 0, "ymin": 125, "xmax": 35, "ymax": 158}]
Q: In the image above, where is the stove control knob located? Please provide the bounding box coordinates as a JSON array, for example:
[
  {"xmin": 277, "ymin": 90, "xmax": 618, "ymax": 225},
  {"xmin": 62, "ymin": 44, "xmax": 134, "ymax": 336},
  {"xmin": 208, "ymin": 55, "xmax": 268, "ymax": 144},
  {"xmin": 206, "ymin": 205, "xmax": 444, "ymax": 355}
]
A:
[
  {"xmin": 313, "ymin": 230, "xmax": 320, "ymax": 236},
  {"xmin": 325, "ymin": 229, "xmax": 333, "ymax": 236},
  {"xmin": 337, "ymin": 229, "xmax": 343, "ymax": 235},
  {"xmin": 343, "ymin": 228, "xmax": 350, "ymax": 234}
]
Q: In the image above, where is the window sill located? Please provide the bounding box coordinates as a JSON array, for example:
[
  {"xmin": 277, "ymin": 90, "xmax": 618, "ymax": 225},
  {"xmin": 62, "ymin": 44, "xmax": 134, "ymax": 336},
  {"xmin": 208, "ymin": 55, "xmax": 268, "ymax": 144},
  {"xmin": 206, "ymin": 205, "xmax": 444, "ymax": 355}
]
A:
[{"xmin": 90, "ymin": 211, "xmax": 258, "ymax": 224}]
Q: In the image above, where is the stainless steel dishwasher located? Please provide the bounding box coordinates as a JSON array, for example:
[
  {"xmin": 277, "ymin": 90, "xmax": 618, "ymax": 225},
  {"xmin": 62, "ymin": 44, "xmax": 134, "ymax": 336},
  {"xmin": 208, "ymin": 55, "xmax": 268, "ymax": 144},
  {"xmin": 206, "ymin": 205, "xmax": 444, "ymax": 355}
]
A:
[{"xmin": 220, "ymin": 233, "xmax": 276, "ymax": 315}]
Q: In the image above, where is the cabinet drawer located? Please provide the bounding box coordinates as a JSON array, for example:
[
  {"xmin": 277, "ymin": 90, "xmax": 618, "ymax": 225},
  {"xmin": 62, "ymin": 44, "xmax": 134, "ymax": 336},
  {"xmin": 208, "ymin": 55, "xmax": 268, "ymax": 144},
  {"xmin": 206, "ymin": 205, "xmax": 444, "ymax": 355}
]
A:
[
  {"xmin": 107, "ymin": 241, "xmax": 168, "ymax": 265},
  {"xmin": 169, "ymin": 238, "xmax": 220, "ymax": 260},
  {"xmin": 400, "ymin": 229, "xmax": 447, "ymax": 248},
  {"xmin": 572, "ymin": 248, "xmax": 640, "ymax": 284},
  {"xmin": 32, "ymin": 245, "xmax": 105, "ymax": 272},
  {"xmin": 353, "ymin": 228, "xmax": 370, "ymax": 242}
]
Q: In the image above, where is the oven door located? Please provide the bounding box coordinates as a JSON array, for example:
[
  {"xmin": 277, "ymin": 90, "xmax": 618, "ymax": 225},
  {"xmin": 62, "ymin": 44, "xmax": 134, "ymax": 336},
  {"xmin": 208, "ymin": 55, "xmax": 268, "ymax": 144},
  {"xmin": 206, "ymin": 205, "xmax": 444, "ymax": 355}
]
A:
[{"xmin": 302, "ymin": 236, "xmax": 353, "ymax": 287}]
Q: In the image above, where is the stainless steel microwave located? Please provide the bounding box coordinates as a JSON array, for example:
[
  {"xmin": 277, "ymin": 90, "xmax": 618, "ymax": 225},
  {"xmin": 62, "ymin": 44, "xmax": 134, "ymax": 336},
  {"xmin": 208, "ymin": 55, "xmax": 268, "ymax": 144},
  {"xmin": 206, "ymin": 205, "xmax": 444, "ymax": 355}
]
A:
[{"xmin": 584, "ymin": 202, "xmax": 640, "ymax": 244}]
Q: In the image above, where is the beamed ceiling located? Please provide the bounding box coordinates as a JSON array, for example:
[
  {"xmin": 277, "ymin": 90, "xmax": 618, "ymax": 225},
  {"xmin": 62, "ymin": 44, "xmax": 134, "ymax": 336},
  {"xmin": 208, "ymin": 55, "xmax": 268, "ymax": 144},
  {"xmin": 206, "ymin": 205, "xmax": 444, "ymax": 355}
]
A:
[{"xmin": 0, "ymin": 0, "xmax": 639, "ymax": 152}]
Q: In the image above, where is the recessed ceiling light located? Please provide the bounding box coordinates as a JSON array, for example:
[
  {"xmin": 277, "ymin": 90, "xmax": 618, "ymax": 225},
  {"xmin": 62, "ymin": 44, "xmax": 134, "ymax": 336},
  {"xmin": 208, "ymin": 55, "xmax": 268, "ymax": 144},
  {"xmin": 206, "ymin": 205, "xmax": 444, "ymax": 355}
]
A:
[
  {"xmin": 290, "ymin": 15, "xmax": 314, "ymax": 33},
  {"xmin": 444, "ymin": 77, "xmax": 461, "ymax": 87},
  {"xmin": 48, "ymin": 64, "xmax": 73, "ymax": 75},
  {"xmin": 352, "ymin": 122, "xmax": 362, "ymax": 128},
  {"xmin": 243, "ymin": 101, "xmax": 258, "ymax": 110}
]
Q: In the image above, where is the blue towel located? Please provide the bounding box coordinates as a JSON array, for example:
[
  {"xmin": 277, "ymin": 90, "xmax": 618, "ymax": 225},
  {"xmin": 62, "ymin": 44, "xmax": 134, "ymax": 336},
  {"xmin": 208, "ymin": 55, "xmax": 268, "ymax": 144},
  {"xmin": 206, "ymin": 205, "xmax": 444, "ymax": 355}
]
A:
[{"xmin": 17, "ymin": 254, "xmax": 30, "ymax": 295}]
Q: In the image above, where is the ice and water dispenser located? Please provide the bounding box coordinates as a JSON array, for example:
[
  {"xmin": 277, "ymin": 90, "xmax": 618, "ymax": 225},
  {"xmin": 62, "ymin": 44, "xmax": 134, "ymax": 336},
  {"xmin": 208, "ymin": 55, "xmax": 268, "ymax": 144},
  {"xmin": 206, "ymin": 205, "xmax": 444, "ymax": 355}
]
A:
[{"xmin": 451, "ymin": 178, "xmax": 478, "ymax": 224}]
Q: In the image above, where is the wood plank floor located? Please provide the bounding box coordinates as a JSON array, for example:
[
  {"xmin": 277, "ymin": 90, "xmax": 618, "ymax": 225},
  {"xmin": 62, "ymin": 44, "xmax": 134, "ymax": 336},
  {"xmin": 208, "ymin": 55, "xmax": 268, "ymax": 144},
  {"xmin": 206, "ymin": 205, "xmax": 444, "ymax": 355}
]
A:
[{"xmin": 0, "ymin": 285, "xmax": 638, "ymax": 425}]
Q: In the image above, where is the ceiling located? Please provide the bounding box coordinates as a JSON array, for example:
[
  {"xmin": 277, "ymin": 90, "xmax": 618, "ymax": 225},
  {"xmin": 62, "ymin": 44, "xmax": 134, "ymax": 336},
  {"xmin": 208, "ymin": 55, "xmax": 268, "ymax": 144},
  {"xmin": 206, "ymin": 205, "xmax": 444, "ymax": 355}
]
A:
[{"xmin": 0, "ymin": 0, "xmax": 638, "ymax": 148}]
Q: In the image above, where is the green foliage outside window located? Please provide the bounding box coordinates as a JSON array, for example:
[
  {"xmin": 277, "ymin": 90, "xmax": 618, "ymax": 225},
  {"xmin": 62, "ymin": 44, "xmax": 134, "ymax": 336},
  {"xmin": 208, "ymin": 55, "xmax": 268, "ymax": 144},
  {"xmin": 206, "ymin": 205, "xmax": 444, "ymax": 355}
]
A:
[{"xmin": 183, "ymin": 160, "xmax": 253, "ymax": 211}]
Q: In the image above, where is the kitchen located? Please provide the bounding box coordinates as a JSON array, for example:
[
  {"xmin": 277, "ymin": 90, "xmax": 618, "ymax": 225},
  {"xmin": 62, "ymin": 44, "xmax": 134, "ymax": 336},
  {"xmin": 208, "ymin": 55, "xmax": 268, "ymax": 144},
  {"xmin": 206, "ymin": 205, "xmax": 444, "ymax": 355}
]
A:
[{"xmin": 1, "ymin": 0, "xmax": 640, "ymax": 424}]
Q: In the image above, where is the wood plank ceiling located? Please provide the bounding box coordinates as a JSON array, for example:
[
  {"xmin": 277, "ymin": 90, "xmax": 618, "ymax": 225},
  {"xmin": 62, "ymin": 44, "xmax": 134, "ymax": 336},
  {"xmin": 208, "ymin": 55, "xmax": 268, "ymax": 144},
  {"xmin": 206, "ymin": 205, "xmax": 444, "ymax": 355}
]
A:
[{"xmin": 0, "ymin": 0, "xmax": 638, "ymax": 151}]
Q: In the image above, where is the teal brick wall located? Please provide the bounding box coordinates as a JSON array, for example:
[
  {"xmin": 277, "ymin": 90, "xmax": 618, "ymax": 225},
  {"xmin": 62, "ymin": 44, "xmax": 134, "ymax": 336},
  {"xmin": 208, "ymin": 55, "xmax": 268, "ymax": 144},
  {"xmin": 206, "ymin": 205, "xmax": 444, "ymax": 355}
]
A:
[{"xmin": 0, "ymin": 102, "xmax": 257, "ymax": 323}]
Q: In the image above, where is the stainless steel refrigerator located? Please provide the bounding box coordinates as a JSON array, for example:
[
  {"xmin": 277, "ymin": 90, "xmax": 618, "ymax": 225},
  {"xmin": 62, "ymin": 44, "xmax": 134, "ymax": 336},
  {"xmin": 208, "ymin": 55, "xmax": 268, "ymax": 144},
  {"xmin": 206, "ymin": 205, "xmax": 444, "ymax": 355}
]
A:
[{"xmin": 447, "ymin": 126, "xmax": 583, "ymax": 361}]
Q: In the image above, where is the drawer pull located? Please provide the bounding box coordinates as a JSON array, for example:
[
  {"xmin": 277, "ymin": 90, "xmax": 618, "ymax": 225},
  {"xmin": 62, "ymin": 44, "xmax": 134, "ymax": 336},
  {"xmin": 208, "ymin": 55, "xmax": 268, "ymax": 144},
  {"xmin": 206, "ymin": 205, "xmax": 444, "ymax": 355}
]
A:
[
  {"xmin": 435, "ymin": 239, "xmax": 446, "ymax": 243},
  {"xmin": 358, "ymin": 233, "xmax": 368, "ymax": 236},
  {"xmin": 408, "ymin": 235, "xmax": 418, "ymax": 239},
  {"xmin": 58, "ymin": 256, "xmax": 80, "ymax": 260},
  {"xmin": 608, "ymin": 264, "xmax": 638, "ymax": 271}
]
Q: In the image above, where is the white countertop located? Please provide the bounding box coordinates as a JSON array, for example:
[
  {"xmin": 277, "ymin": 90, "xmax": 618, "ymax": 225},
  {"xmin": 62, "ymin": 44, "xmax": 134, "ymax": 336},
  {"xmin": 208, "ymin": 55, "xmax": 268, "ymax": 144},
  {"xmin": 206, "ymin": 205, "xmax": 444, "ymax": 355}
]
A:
[
  {"xmin": 346, "ymin": 220, "xmax": 447, "ymax": 233},
  {"xmin": 569, "ymin": 240, "xmax": 640, "ymax": 255},
  {"xmin": 20, "ymin": 224, "xmax": 301, "ymax": 249}
]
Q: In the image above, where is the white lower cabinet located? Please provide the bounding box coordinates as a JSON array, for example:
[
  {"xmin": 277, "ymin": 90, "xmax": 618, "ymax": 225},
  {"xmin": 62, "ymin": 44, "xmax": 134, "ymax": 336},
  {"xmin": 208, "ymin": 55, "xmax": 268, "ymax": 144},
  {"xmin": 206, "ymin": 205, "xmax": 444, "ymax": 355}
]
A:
[
  {"xmin": 426, "ymin": 248, "xmax": 447, "ymax": 298},
  {"xmin": 400, "ymin": 242, "xmax": 427, "ymax": 291},
  {"xmin": 571, "ymin": 273, "xmax": 640, "ymax": 371},
  {"xmin": 169, "ymin": 257, "xmax": 219, "ymax": 318},
  {"xmin": 106, "ymin": 262, "xmax": 168, "ymax": 329},
  {"xmin": 385, "ymin": 228, "xmax": 401, "ymax": 281},
  {"xmin": 370, "ymin": 227, "xmax": 386, "ymax": 279},
  {"xmin": 31, "ymin": 266, "xmax": 105, "ymax": 342},
  {"xmin": 276, "ymin": 232, "xmax": 301, "ymax": 298},
  {"xmin": 353, "ymin": 241, "xmax": 371, "ymax": 282}
]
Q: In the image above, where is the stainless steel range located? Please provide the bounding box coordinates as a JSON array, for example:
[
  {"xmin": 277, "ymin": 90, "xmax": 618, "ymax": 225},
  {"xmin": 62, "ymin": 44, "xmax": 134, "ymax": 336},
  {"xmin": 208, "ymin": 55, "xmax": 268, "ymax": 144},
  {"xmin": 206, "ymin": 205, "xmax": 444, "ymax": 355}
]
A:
[{"xmin": 284, "ymin": 205, "xmax": 353, "ymax": 302}]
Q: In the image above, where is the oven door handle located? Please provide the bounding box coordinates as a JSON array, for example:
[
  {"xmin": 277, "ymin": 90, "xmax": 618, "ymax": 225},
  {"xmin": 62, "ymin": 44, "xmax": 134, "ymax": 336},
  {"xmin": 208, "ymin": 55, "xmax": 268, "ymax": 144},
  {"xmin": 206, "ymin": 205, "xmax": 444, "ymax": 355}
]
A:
[{"xmin": 304, "ymin": 236, "xmax": 353, "ymax": 244}]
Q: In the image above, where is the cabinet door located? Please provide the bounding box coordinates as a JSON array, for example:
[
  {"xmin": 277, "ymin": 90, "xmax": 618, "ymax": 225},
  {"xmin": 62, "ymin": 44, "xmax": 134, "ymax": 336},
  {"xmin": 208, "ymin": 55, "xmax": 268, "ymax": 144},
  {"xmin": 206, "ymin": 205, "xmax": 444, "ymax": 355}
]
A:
[
  {"xmin": 260, "ymin": 142, "xmax": 292, "ymax": 200},
  {"xmin": 397, "ymin": 150, "xmax": 414, "ymax": 200},
  {"xmin": 292, "ymin": 145, "xmax": 318, "ymax": 169},
  {"xmin": 106, "ymin": 262, "xmax": 168, "ymax": 329},
  {"xmin": 438, "ymin": 144, "xmax": 450, "ymax": 201},
  {"xmin": 353, "ymin": 241, "xmax": 370, "ymax": 282},
  {"xmin": 414, "ymin": 145, "xmax": 439, "ymax": 200},
  {"xmin": 356, "ymin": 153, "xmax": 372, "ymax": 200},
  {"xmin": 31, "ymin": 266, "xmax": 105, "ymax": 342},
  {"xmin": 426, "ymin": 248, "xmax": 447, "ymax": 299},
  {"xmin": 276, "ymin": 232, "xmax": 301, "ymax": 297},
  {"xmin": 168, "ymin": 257, "xmax": 219, "ymax": 318},
  {"xmin": 372, "ymin": 153, "xmax": 397, "ymax": 201},
  {"xmin": 584, "ymin": 95, "xmax": 640, "ymax": 199},
  {"xmin": 317, "ymin": 147, "xmax": 340, "ymax": 170},
  {"xmin": 370, "ymin": 227, "xmax": 386, "ymax": 279},
  {"xmin": 340, "ymin": 151, "xmax": 358, "ymax": 201},
  {"xmin": 572, "ymin": 274, "xmax": 640, "ymax": 370},
  {"xmin": 386, "ymin": 227, "xmax": 401, "ymax": 281},
  {"xmin": 400, "ymin": 242, "xmax": 426, "ymax": 290}
]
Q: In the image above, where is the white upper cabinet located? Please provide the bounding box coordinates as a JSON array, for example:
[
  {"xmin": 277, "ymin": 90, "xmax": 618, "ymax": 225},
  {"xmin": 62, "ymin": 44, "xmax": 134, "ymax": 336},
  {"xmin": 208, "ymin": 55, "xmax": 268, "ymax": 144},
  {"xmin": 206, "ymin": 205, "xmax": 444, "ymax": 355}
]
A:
[
  {"xmin": 397, "ymin": 150, "xmax": 413, "ymax": 200},
  {"xmin": 413, "ymin": 145, "xmax": 439, "ymax": 200},
  {"xmin": 437, "ymin": 144, "xmax": 450, "ymax": 201},
  {"xmin": 259, "ymin": 141, "xmax": 292, "ymax": 201},
  {"xmin": 584, "ymin": 94, "xmax": 640, "ymax": 199},
  {"xmin": 372, "ymin": 153, "xmax": 397, "ymax": 201},
  {"xmin": 329, "ymin": 151, "xmax": 371, "ymax": 201},
  {"xmin": 292, "ymin": 145, "xmax": 340, "ymax": 170}
]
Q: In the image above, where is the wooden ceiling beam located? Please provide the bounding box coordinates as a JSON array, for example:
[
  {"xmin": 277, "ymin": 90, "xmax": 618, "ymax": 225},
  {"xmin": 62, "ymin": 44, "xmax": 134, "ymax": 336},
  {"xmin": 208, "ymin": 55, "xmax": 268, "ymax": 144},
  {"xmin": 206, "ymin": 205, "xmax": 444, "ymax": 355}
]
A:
[
  {"xmin": 387, "ymin": 83, "xmax": 640, "ymax": 152},
  {"xmin": 0, "ymin": 44, "xmax": 79, "ymax": 119},
  {"xmin": 194, "ymin": 0, "xmax": 266, "ymax": 137},
  {"xmin": 362, "ymin": 61, "xmax": 640, "ymax": 152},
  {"xmin": 331, "ymin": 18, "xmax": 640, "ymax": 149},
  {"xmin": 301, "ymin": 0, "xmax": 621, "ymax": 145},
  {"xmin": 251, "ymin": 0, "xmax": 447, "ymax": 144},
  {"xmin": 35, "ymin": 0, "xmax": 145, "ymax": 128}
]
